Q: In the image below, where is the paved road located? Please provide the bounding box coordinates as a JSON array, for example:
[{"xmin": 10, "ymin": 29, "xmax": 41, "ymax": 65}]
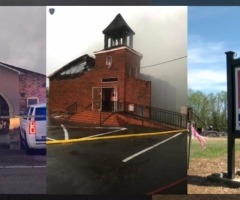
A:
[
  {"xmin": 47, "ymin": 118, "xmax": 187, "ymax": 194},
  {"xmin": 0, "ymin": 129, "xmax": 46, "ymax": 194}
]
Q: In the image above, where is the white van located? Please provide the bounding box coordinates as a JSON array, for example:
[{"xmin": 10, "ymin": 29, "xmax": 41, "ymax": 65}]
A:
[{"xmin": 20, "ymin": 103, "xmax": 46, "ymax": 154}]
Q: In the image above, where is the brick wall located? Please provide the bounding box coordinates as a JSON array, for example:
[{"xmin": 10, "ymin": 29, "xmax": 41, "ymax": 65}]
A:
[
  {"xmin": 19, "ymin": 72, "xmax": 46, "ymax": 112},
  {"xmin": 126, "ymin": 78, "xmax": 151, "ymax": 106},
  {"xmin": 49, "ymin": 46, "xmax": 151, "ymax": 114}
]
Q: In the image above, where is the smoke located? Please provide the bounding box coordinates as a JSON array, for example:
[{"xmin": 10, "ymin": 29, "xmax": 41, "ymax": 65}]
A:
[{"xmin": 81, "ymin": 7, "xmax": 187, "ymax": 66}]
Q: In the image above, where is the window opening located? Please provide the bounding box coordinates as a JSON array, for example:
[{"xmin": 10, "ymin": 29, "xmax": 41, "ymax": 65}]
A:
[{"xmin": 102, "ymin": 78, "xmax": 118, "ymax": 82}]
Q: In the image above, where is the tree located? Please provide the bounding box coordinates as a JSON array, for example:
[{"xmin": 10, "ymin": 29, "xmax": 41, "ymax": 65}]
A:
[{"xmin": 188, "ymin": 89, "xmax": 227, "ymax": 131}]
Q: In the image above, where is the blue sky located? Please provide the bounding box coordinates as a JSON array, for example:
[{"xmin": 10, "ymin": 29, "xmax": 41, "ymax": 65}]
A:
[{"xmin": 188, "ymin": 6, "xmax": 240, "ymax": 94}]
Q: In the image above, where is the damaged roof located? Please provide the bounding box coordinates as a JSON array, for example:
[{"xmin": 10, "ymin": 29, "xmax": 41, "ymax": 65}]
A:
[
  {"xmin": 103, "ymin": 13, "xmax": 135, "ymax": 38},
  {"xmin": 48, "ymin": 54, "xmax": 95, "ymax": 80}
]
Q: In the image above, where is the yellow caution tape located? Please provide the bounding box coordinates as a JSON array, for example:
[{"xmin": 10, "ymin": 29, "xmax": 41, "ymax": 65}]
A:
[{"xmin": 47, "ymin": 129, "xmax": 188, "ymax": 145}]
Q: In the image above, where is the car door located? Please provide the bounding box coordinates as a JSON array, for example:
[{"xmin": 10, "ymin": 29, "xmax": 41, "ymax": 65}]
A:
[
  {"xmin": 20, "ymin": 107, "xmax": 30, "ymax": 137},
  {"xmin": 34, "ymin": 106, "xmax": 46, "ymax": 142}
]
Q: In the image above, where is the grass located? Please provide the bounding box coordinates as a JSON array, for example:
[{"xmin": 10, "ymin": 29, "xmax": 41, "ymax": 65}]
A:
[{"xmin": 189, "ymin": 137, "xmax": 240, "ymax": 159}]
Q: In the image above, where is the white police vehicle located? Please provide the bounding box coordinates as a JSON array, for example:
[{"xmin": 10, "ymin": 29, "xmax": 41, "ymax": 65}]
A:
[{"xmin": 20, "ymin": 103, "xmax": 46, "ymax": 154}]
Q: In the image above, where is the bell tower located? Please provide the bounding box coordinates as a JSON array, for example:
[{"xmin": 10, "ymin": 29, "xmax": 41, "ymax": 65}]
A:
[{"xmin": 103, "ymin": 13, "xmax": 135, "ymax": 49}]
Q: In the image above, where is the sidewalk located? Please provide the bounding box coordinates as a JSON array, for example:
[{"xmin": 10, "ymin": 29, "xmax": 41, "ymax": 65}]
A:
[{"xmin": 0, "ymin": 128, "xmax": 20, "ymax": 149}]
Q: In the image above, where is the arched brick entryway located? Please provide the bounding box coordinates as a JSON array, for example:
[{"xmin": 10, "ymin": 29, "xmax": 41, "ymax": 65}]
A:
[
  {"xmin": 0, "ymin": 94, "xmax": 14, "ymax": 129},
  {"xmin": 0, "ymin": 95, "xmax": 9, "ymax": 117}
]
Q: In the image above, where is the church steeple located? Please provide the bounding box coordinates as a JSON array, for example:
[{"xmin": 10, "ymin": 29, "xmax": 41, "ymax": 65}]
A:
[{"xmin": 103, "ymin": 14, "xmax": 135, "ymax": 49}]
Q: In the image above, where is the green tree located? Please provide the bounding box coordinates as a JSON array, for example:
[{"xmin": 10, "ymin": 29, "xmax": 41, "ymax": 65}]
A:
[{"xmin": 188, "ymin": 89, "xmax": 227, "ymax": 131}]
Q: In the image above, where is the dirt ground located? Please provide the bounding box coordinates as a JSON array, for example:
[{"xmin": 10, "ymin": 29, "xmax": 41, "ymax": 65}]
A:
[
  {"xmin": 153, "ymin": 138, "xmax": 240, "ymax": 199},
  {"xmin": 188, "ymin": 139, "xmax": 240, "ymax": 194}
]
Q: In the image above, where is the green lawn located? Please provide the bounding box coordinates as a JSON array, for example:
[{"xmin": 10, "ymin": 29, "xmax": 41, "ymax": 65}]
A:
[{"xmin": 189, "ymin": 137, "xmax": 240, "ymax": 159}]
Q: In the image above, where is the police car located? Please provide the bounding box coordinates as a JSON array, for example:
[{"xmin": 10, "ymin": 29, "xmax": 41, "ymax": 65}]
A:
[{"xmin": 19, "ymin": 103, "xmax": 46, "ymax": 154}]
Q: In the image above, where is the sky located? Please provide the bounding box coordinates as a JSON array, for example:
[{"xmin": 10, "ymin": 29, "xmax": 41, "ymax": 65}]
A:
[
  {"xmin": 188, "ymin": 6, "xmax": 240, "ymax": 94},
  {"xmin": 0, "ymin": 7, "xmax": 46, "ymax": 74}
]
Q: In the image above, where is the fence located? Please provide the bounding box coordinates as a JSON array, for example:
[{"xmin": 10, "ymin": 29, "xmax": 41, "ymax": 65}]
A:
[{"xmin": 119, "ymin": 101, "xmax": 187, "ymax": 129}]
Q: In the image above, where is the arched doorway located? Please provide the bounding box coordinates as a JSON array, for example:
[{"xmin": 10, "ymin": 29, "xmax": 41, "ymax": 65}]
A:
[
  {"xmin": 0, "ymin": 95, "xmax": 9, "ymax": 129},
  {"xmin": 0, "ymin": 95, "xmax": 9, "ymax": 116}
]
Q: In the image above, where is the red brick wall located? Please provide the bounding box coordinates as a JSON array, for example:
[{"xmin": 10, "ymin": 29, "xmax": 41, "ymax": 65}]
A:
[
  {"xmin": 125, "ymin": 78, "xmax": 151, "ymax": 106},
  {"xmin": 19, "ymin": 72, "xmax": 46, "ymax": 112},
  {"xmin": 49, "ymin": 78, "xmax": 94, "ymax": 113},
  {"xmin": 49, "ymin": 47, "xmax": 151, "ymax": 114}
]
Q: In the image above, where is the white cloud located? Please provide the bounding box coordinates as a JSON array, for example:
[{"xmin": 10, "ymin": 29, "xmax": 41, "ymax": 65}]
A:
[
  {"xmin": 188, "ymin": 68, "xmax": 226, "ymax": 93},
  {"xmin": 188, "ymin": 35, "xmax": 225, "ymax": 65},
  {"xmin": 188, "ymin": 35, "xmax": 228, "ymax": 93}
]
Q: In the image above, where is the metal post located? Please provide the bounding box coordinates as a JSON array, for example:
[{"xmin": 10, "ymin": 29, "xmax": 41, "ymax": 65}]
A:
[
  {"xmin": 226, "ymin": 51, "xmax": 236, "ymax": 179},
  {"xmin": 228, "ymin": 137, "xmax": 235, "ymax": 179}
]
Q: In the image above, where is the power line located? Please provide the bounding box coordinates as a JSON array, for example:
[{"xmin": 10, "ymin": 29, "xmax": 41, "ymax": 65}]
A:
[{"xmin": 141, "ymin": 56, "xmax": 187, "ymax": 69}]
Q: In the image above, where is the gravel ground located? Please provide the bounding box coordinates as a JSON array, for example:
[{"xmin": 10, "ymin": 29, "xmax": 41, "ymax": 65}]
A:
[{"xmin": 188, "ymin": 151, "xmax": 240, "ymax": 194}]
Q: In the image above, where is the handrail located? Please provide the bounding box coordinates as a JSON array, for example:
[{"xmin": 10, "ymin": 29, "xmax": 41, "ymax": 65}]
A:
[
  {"xmin": 64, "ymin": 100, "xmax": 187, "ymax": 129},
  {"xmin": 100, "ymin": 111, "xmax": 114, "ymax": 126},
  {"xmin": 66, "ymin": 101, "xmax": 78, "ymax": 117},
  {"xmin": 116, "ymin": 101, "xmax": 187, "ymax": 129}
]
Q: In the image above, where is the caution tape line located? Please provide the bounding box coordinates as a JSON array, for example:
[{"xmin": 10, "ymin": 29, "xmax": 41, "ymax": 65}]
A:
[{"xmin": 47, "ymin": 129, "xmax": 188, "ymax": 145}]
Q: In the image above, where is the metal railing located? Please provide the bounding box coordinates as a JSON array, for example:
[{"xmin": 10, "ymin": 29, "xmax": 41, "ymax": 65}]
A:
[
  {"xmin": 66, "ymin": 101, "xmax": 78, "ymax": 117},
  {"xmin": 116, "ymin": 101, "xmax": 187, "ymax": 129},
  {"xmin": 64, "ymin": 100, "xmax": 187, "ymax": 129},
  {"xmin": 99, "ymin": 111, "xmax": 114, "ymax": 126}
]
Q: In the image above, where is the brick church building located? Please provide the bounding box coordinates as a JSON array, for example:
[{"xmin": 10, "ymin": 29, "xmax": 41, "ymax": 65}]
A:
[
  {"xmin": 48, "ymin": 14, "xmax": 189, "ymax": 127},
  {"xmin": 48, "ymin": 14, "xmax": 153, "ymax": 126},
  {"xmin": 49, "ymin": 13, "xmax": 189, "ymax": 129}
]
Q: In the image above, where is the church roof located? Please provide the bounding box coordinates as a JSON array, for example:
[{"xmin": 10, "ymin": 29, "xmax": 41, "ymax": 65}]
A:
[
  {"xmin": 0, "ymin": 62, "xmax": 45, "ymax": 76},
  {"xmin": 48, "ymin": 54, "xmax": 95, "ymax": 80},
  {"xmin": 102, "ymin": 13, "xmax": 135, "ymax": 38}
]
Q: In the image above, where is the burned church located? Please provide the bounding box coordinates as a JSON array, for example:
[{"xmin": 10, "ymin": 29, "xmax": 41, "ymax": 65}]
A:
[{"xmin": 48, "ymin": 14, "xmax": 155, "ymax": 126}]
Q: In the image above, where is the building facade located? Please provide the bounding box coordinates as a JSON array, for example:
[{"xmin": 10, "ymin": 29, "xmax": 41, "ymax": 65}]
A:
[
  {"xmin": 48, "ymin": 14, "xmax": 151, "ymax": 124},
  {"xmin": 0, "ymin": 62, "xmax": 46, "ymax": 129}
]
